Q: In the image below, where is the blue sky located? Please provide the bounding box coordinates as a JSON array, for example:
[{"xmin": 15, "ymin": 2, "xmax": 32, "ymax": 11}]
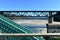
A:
[{"xmin": 0, "ymin": 0, "xmax": 60, "ymax": 10}]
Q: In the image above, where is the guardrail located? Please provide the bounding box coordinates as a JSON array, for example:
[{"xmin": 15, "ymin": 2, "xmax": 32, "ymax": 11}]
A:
[
  {"xmin": 0, "ymin": 33, "xmax": 60, "ymax": 40},
  {"xmin": 0, "ymin": 33, "xmax": 60, "ymax": 36}
]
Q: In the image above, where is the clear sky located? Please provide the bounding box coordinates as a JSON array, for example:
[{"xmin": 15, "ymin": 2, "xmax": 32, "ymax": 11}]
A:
[{"xmin": 0, "ymin": 0, "xmax": 60, "ymax": 10}]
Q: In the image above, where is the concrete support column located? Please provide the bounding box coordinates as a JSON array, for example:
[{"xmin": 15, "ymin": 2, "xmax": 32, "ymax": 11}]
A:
[{"xmin": 48, "ymin": 12, "xmax": 53, "ymax": 23}]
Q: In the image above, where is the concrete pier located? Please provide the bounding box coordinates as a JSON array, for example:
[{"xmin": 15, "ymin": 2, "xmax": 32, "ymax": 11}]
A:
[{"xmin": 48, "ymin": 12, "xmax": 53, "ymax": 23}]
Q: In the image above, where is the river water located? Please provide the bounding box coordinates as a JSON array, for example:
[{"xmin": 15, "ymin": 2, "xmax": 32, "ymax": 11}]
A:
[{"xmin": 12, "ymin": 19, "xmax": 48, "ymax": 33}]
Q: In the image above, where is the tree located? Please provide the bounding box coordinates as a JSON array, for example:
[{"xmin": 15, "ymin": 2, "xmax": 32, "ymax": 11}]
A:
[
  {"xmin": 0, "ymin": 11, "xmax": 4, "ymax": 15},
  {"xmin": 53, "ymin": 12, "xmax": 60, "ymax": 21}
]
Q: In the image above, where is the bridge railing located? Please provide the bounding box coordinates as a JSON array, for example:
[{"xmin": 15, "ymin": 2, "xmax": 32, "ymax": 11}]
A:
[{"xmin": 0, "ymin": 33, "xmax": 60, "ymax": 40}]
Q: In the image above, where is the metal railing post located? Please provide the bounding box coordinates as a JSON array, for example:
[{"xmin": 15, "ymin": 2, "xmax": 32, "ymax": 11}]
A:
[{"xmin": 5, "ymin": 36, "xmax": 8, "ymax": 40}]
